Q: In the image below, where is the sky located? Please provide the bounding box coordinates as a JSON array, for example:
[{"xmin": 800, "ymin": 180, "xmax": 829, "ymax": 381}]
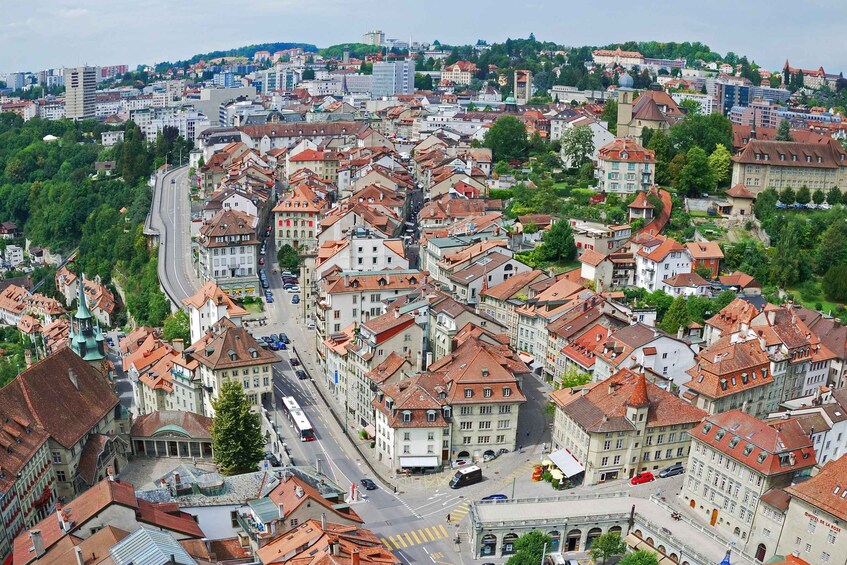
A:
[{"xmin": 3, "ymin": 0, "xmax": 847, "ymax": 75}]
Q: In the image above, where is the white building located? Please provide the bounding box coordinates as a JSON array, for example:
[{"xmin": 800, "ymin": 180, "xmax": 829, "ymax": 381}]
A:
[
  {"xmin": 372, "ymin": 60, "xmax": 415, "ymax": 98},
  {"xmin": 5, "ymin": 244, "xmax": 23, "ymax": 267},
  {"xmin": 182, "ymin": 281, "xmax": 248, "ymax": 345},
  {"xmin": 634, "ymin": 237, "xmax": 692, "ymax": 292},
  {"xmin": 101, "ymin": 130, "xmax": 125, "ymax": 147},
  {"xmin": 196, "ymin": 209, "xmax": 260, "ymax": 298}
]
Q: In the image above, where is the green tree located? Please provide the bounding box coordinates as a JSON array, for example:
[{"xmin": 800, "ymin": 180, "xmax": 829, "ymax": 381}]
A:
[
  {"xmin": 302, "ymin": 68, "xmax": 316, "ymax": 80},
  {"xmin": 823, "ymin": 264, "xmax": 847, "ymax": 302},
  {"xmin": 560, "ymin": 125, "xmax": 594, "ymax": 168},
  {"xmin": 590, "ymin": 532, "xmax": 628, "ymax": 564},
  {"xmin": 619, "ymin": 549, "xmax": 659, "ymax": 565},
  {"xmin": 669, "ymin": 112, "xmax": 733, "ymax": 155},
  {"xmin": 813, "ymin": 188, "xmax": 826, "ymax": 205},
  {"xmin": 678, "ymin": 147, "xmax": 714, "ymax": 196},
  {"xmin": 661, "ymin": 295, "xmax": 691, "ymax": 333},
  {"xmin": 602, "ymin": 99, "xmax": 618, "ymax": 134},
  {"xmin": 708, "ymin": 143, "xmax": 732, "ymax": 187},
  {"xmin": 668, "ymin": 153, "xmax": 687, "ymax": 187},
  {"xmin": 162, "ymin": 310, "xmax": 190, "ymax": 343},
  {"xmin": 694, "ymin": 265, "xmax": 715, "ymax": 280},
  {"xmin": 494, "ymin": 161, "xmax": 511, "ymax": 176},
  {"xmin": 796, "ymin": 185, "xmax": 811, "ymax": 205},
  {"xmin": 678, "ymin": 98, "xmax": 702, "ymax": 115},
  {"xmin": 211, "ymin": 379, "xmax": 265, "ymax": 475},
  {"xmin": 828, "ymin": 186, "xmax": 843, "ymax": 205},
  {"xmin": 277, "ymin": 244, "xmax": 300, "ymax": 272},
  {"xmin": 775, "ymin": 118, "xmax": 793, "ymax": 141},
  {"xmin": 414, "ymin": 73, "xmax": 433, "ymax": 90},
  {"xmin": 780, "ymin": 186, "xmax": 796, "ymax": 204},
  {"xmin": 770, "ymin": 221, "xmax": 803, "ymax": 287},
  {"xmin": 816, "ymin": 223, "xmax": 847, "ymax": 274},
  {"xmin": 559, "ymin": 366, "xmax": 591, "ymax": 389},
  {"xmin": 536, "ymin": 220, "xmax": 576, "ymax": 263},
  {"xmin": 646, "ymin": 129, "xmax": 673, "ymax": 186},
  {"xmin": 484, "ymin": 115, "xmax": 528, "ymax": 163},
  {"xmin": 505, "ymin": 531, "xmax": 552, "ymax": 565}
]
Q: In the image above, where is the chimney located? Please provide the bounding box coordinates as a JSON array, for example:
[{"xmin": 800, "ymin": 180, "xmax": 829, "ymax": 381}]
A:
[
  {"xmin": 24, "ymin": 349, "xmax": 32, "ymax": 368},
  {"xmin": 174, "ymin": 472, "xmax": 181, "ymax": 485},
  {"xmin": 172, "ymin": 338, "xmax": 184, "ymax": 352},
  {"xmin": 74, "ymin": 546, "xmax": 84, "ymax": 565},
  {"xmin": 677, "ymin": 325, "xmax": 684, "ymax": 340},
  {"xmin": 331, "ymin": 537, "xmax": 341, "ymax": 556},
  {"xmin": 352, "ymin": 549, "xmax": 361, "ymax": 565},
  {"xmin": 68, "ymin": 368, "xmax": 78, "ymax": 389},
  {"xmin": 30, "ymin": 530, "xmax": 45, "ymax": 558},
  {"xmin": 321, "ymin": 512, "xmax": 326, "ymax": 530}
]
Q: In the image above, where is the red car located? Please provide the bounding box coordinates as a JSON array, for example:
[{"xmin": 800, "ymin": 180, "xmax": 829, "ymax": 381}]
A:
[
  {"xmin": 259, "ymin": 257, "xmax": 265, "ymax": 265},
  {"xmin": 631, "ymin": 472, "xmax": 655, "ymax": 485}
]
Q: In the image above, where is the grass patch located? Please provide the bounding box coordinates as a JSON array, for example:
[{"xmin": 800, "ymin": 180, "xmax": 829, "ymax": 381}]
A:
[
  {"xmin": 242, "ymin": 301, "xmax": 264, "ymax": 315},
  {"xmin": 787, "ymin": 280, "xmax": 841, "ymax": 314},
  {"xmin": 689, "ymin": 211, "xmax": 713, "ymax": 218},
  {"xmin": 546, "ymin": 259, "xmax": 581, "ymax": 273}
]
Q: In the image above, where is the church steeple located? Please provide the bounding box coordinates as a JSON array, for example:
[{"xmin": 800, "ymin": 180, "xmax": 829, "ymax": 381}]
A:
[{"xmin": 69, "ymin": 274, "xmax": 106, "ymax": 364}]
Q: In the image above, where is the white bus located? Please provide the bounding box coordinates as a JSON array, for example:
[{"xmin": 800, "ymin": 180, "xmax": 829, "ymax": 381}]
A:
[{"xmin": 281, "ymin": 396, "xmax": 315, "ymax": 442}]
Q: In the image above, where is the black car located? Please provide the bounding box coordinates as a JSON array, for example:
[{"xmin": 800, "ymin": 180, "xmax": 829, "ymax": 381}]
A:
[
  {"xmin": 279, "ymin": 333, "xmax": 290, "ymax": 344},
  {"xmin": 262, "ymin": 336, "xmax": 273, "ymax": 344},
  {"xmin": 295, "ymin": 369, "xmax": 307, "ymax": 379},
  {"xmin": 658, "ymin": 463, "xmax": 685, "ymax": 478},
  {"xmin": 360, "ymin": 478, "xmax": 377, "ymax": 490},
  {"xmin": 265, "ymin": 452, "xmax": 282, "ymax": 467},
  {"xmin": 290, "ymin": 358, "xmax": 300, "ymax": 366}
]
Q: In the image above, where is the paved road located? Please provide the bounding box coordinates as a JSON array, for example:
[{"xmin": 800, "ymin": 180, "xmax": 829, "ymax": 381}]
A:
[{"xmin": 150, "ymin": 166, "xmax": 200, "ymax": 306}]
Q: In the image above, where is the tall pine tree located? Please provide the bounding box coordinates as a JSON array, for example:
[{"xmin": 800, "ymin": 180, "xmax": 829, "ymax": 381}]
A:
[{"xmin": 211, "ymin": 380, "xmax": 266, "ymax": 475}]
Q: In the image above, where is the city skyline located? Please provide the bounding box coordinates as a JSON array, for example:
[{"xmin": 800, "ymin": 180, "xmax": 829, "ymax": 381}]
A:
[{"xmin": 3, "ymin": 0, "xmax": 847, "ymax": 74}]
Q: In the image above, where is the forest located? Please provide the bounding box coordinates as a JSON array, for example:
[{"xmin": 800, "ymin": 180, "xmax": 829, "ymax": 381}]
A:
[{"xmin": 0, "ymin": 113, "xmax": 186, "ymax": 327}]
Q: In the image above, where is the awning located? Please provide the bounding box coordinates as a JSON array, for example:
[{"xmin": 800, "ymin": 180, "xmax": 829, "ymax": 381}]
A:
[
  {"xmin": 399, "ymin": 456, "xmax": 439, "ymax": 467},
  {"xmin": 363, "ymin": 424, "xmax": 375, "ymax": 439},
  {"xmin": 548, "ymin": 449, "xmax": 585, "ymax": 478}
]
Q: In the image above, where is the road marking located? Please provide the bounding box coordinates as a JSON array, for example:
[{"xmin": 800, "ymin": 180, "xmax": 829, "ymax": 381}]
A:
[
  {"xmin": 381, "ymin": 538, "xmax": 391, "ymax": 549},
  {"xmin": 438, "ymin": 524, "xmax": 449, "ymax": 538},
  {"xmin": 390, "ymin": 535, "xmax": 406, "ymax": 548},
  {"xmin": 409, "ymin": 530, "xmax": 422, "ymax": 545},
  {"xmin": 403, "ymin": 533, "xmax": 414, "ymax": 546},
  {"xmin": 424, "ymin": 527, "xmax": 437, "ymax": 541}
]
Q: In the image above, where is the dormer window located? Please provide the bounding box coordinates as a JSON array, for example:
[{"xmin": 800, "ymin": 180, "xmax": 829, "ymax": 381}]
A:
[
  {"xmin": 464, "ymin": 388, "xmax": 473, "ymax": 398},
  {"xmin": 483, "ymin": 387, "xmax": 492, "ymax": 398},
  {"xmin": 386, "ymin": 399, "xmax": 394, "ymax": 409},
  {"xmin": 402, "ymin": 411, "xmax": 411, "ymax": 423},
  {"xmin": 503, "ymin": 387, "xmax": 511, "ymax": 397},
  {"xmin": 427, "ymin": 411, "xmax": 436, "ymax": 423}
]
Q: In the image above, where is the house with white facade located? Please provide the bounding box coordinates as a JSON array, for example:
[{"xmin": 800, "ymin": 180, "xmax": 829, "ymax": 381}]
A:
[
  {"xmin": 197, "ymin": 209, "xmax": 260, "ymax": 298},
  {"xmin": 767, "ymin": 387, "xmax": 847, "ymax": 466},
  {"xmin": 634, "ymin": 236, "xmax": 692, "ymax": 292},
  {"xmin": 182, "ymin": 281, "xmax": 248, "ymax": 344}
]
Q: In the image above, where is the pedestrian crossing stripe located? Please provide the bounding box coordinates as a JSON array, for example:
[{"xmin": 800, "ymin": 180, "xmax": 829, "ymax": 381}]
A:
[
  {"xmin": 448, "ymin": 502, "xmax": 470, "ymax": 521},
  {"xmin": 430, "ymin": 553, "xmax": 444, "ymax": 559},
  {"xmin": 380, "ymin": 525, "xmax": 450, "ymax": 550}
]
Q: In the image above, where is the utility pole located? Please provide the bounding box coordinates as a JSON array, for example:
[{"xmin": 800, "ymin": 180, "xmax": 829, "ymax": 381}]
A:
[
  {"xmin": 511, "ymin": 477, "xmax": 516, "ymax": 500},
  {"xmin": 540, "ymin": 542, "xmax": 547, "ymax": 565}
]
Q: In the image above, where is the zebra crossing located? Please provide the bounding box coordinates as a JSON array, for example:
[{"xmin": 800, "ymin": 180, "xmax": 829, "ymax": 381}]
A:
[
  {"xmin": 446, "ymin": 501, "xmax": 470, "ymax": 522},
  {"xmin": 381, "ymin": 524, "xmax": 451, "ymax": 550}
]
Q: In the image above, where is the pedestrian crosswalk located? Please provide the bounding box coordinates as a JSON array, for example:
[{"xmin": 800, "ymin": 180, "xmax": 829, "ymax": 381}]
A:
[
  {"xmin": 447, "ymin": 501, "xmax": 470, "ymax": 522},
  {"xmin": 381, "ymin": 524, "xmax": 451, "ymax": 549}
]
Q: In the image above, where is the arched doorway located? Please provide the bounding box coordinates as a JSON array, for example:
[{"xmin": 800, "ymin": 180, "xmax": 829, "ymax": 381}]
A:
[
  {"xmin": 634, "ymin": 529, "xmax": 643, "ymax": 539},
  {"xmin": 480, "ymin": 534, "xmax": 497, "ymax": 556},
  {"xmin": 483, "ymin": 449, "xmax": 496, "ymax": 460},
  {"xmin": 566, "ymin": 529, "xmax": 581, "ymax": 551},
  {"xmin": 669, "ymin": 553, "xmax": 679, "ymax": 563},
  {"xmin": 646, "ymin": 537, "xmax": 655, "ymax": 547},
  {"xmin": 609, "ymin": 526, "xmax": 622, "ymax": 536},
  {"xmin": 548, "ymin": 531, "xmax": 560, "ymax": 552},
  {"xmin": 756, "ymin": 543, "xmax": 766, "ymax": 562},
  {"xmin": 502, "ymin": 533, "xmax": 519, "ymax": 555},
  {"xmin": 658, "ymin": 545, "xmax": 667, "ymax": 555},
  {"xmin": 586, "ymin": 527, "xmax": 603, "ymax": 549}
]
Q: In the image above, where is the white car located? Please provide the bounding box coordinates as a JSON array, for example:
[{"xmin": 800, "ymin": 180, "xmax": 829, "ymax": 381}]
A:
[{"xmin": 286, "ymin": 285, "xmax": 300, "ymax": 293}]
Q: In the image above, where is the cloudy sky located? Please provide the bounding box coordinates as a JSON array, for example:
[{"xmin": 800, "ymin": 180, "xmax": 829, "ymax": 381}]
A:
[{"xmin": 3, "ymin": 0, "xmax": 845, "ymax": 74}]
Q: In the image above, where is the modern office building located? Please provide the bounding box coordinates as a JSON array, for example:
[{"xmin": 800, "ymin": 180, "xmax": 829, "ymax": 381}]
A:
[
  {"xmin": 372, "ymin": 59, "xmax": 415, "ymax": 98},
  {"xmin": 64, "ymin": 66, "xmax": 97, "ymax": 120}
]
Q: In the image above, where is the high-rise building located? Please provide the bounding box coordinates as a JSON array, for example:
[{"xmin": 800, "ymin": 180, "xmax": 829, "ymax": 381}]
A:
[
  {"xmin": 371, "ymin": 59, "xmax": 415, "ymax": 98},
  {"xmin": 513, "ymin": 69, "xmax": 533, "ymax": 105},
  {"xmin": 362, "ymin": 30, "xmax": 385, "ymax": 46},
  {"xmin": 64, "ymin": 66, "xmax": 97, "ymax": 120}
]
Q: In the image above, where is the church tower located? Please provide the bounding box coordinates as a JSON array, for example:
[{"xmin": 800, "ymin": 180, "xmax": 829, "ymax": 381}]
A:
[
  {"xmin": 69, "ymin": 276, "xmax": 107, "ymax": 374},
  {"xmin": 616, "ymin": 72, "xmax": 635, "ymax": 138}
]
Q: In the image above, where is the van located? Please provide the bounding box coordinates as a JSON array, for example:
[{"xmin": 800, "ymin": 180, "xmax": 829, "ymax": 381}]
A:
[{"xmin": 449, "ymin": 465, "xmax": 482, "ymax": 489}]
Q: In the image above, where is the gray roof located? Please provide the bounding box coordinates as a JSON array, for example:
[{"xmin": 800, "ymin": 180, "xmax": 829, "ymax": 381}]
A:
[{"xmin": 110, "ymin": 527, "xmax": 197, "ymax": 565}]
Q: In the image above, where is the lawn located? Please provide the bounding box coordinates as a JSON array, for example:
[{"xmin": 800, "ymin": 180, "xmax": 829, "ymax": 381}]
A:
[
  {"xmin": 242, "ymin": 301, "xmax": 264, "ymax": 315},
  {"xmin": 787, "ymin": 281, "xmax": 841, "ymax": 315}
]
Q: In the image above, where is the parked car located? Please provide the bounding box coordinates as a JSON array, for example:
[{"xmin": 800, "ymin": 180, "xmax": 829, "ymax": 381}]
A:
[
  {"xmin": 268, "ymin": 342, "xmax": 279, "ymax": 351},
  {"xmin": 262, "ymin": 336, "xmax": 273, "ymax": 344},
  {"xmin": 481, "ymin": 494, "xmax": 508, "ymax": 501},
  {"xmin": 106, "ymin": 337, "xmax": 114, "ymax": 347},
  {"xmin": 360, "ymin": 478, "xmax": 377, "ymax": 490},
  {"xmin": 290, "ymin": 358, "xmax": 300, "ymax": 366},
  {"xmin": 658, "ymin": 463, "xmax": 685, "ymax": 478},
  {"xmin": 287, "ymin": 285, "xmax": 300, "ymax": 293},
  {"xmin": 270, "ymin": 334, "xmax": 279, "ymax": 342},
  {"xmin": 295, "ymin": 369, "xmax": 307, "ymax": 379},
  {"xmin": 265, "ymin": 452, "xmax": 281, "ymax": 467},
  {"xmin": 266, "ymin": 295, "xmax": 274, "ymax": 303},
  {"xmin": 291, "ymin": 295, "xmax": 300, "ymax": 304},
  {"xmin": 631, "ymin": 472, "xmax": 655, "ymax": 485},
  {"xmin": 279, "ymin": 333, "xmax": 290, "ymax": 344},
  {"xmin": 278, "ymin": 343, "xmax": 287, "ymax": 350}
]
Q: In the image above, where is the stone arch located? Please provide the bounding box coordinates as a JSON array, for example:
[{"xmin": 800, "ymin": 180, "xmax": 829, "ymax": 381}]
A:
[
  {"xmin": 548, "ymin": 530, "xmax": 561, "ymax": 552},
  {"xmin": 566, "ymin": 529, "xmax": 582, "ymax": 552},
  {"xmin": 658, "ymin": 545, "xmax": 667, "ymax": 555},
  {"xmin": 609, "ymin": 525, "xmax": 623, "ymax": 536},
  {"xmin": 669, "ymin": 553, "xmax": 679, "ymax": 563},
  {"xmin": 457, "ymin": 450, "xmax": 470, "ymax": 458},
  {"xmin": 502, "ymin": 533, "xmax": 519, "ymax": 555},
  {"xmin": 586, "ymin": 527, "xmax": 603, "ymax": 549},
  {"xmin": 755, "ymin": 543, "xmax": 767, "ymax": 562},
  {"xmin": 480, "ymin": 534, "xmax": 497, "ymax": 557},
  {"xmin": 646, "ymin": 537, "xmax": 655, "ymax": 547},
  {"xmin": 634, "ymin": 529, "xmax": 644, "ymax": 539}
]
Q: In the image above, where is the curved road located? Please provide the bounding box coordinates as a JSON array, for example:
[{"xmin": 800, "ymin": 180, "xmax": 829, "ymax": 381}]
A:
[{"xmin": 150, "ymin": 166, "xmax": 200, "ymax": 306}]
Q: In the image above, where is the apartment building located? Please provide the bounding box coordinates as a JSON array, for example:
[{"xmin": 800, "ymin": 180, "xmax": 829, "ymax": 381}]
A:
[
  {"xmin": 273, "ymin": 184, "xmax": 327, "ymax": 251},
  {"xmin": 181, "ymin": 281, "xmax": 247, "ymax": 344},
  {"xmin": 197, "ymin": 209, "xmax": 260, "ymax": 297},
  {"xmin": 730, "ymin": 138, "xmax": 847, "ymax": 194},
  {"xmin": 680, "ymin": 410, "xmax": 815, "ymax": 543},
  {"xmin": 64, "ymin": 66, "xmax": 96, "ymax": 120},
  {"xmin": 685, "ymin": 241, "xmax": 724, "ymax": 280},
  {"xmin": 447, "ymin": 250, "xmax": 531, "ymax": 305},
  {"xmin": 478, "ymin": 269, "xmax": 549, "ymax": 346},
  {"xmin": 571, "ymin": 219, "xmax": 632, "ymax": 256},
  {"xmin": 187, "ymin": 318, "xmax": 277, "ymax": 416},
  {"xmin": 595, "ymin": 138, "xmax": 656, "ymax": 194},
  {"xmin": 551, "ymin": 368, "xmax": 706, "ymax": 485},
  {"xmin": 634, "ymin": 236, "xmax": 692, "ymax": 292}
]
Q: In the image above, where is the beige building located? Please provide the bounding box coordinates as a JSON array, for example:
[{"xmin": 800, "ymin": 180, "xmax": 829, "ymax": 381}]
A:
[
  {"xmin": 595, "ymin": 138, "xmax": 656, "ymax": 194},
  {"xmin": 551, "ymin": 368, "xmax": 706, "ymax": 485},
  {"xmin": 680, "ymin": 410, "xmax": 815, "ymax": 544},
  {"xmin": 479, "ymin": 269, "xmax": 549, "ymax": 346},
  {"xmin": 64, "ymin": 66, "xmax": 96, "ymax": 120},
  {"xmin": 770, "ymin": 455, "xmax": 847, "ymax": 564},
  {"xmin": 187, "ymin": 318, "xmax": 277, "ymax": 415},
  {"xmin": 730, "ymin": 138, "xmax": 847, "ymax": 194}
]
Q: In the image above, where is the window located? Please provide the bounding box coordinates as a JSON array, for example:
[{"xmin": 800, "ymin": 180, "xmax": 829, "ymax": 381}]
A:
[
  {"xmin": 479, "ymin": 421, "xmax": 492, "ymax": 430},
  {"xmin": 427, "ymin": 432, "xmax": 434, "ymax": 441},
  {"xmin": 498, "ymin": 420, "xmax": 510, "ymax": 429},
  {"xmin": 484, "ymin": 388, "xmax": 492, "ymax": 398},
  {"xmin": 464, "ymin": 388, "xmax": 473, "ymax": 398},
  {"xmin": 57, "ymin": 470, "xmax": 66, "ymax": 482},
  {"xmin": 463, "ymin": 437, "xmax": 472, "ymax": 445},
  {"xmin": 827, "ymin": 531, "xmax": 836, "ymax": 544},
  {"xmin": 496, "ymin": 435, "xmax": 505, "ymax": 443},
  {"xmin": 460, "ymin": 422, "xmax": 473, "ymax": 430},
  {"xmin": 460, "ymin": 406, "xmax": 472, "ymax": 416},
  {"xmin": 52, "ymin": 452, "xmax": 61, "ymax": 464},
  {"xmin": 231, "ymin": 511, "xmax": 240, "ymax": 528},
  {"xmin": 479, "ymin": 406, "xmax": 492, "ymax": 415},
  {"xmin": 403, "ymin": 445, "xmax": 410, "ymax": 454},
  {"xmin": 616, "ymin": 439, "xmax": 624, "ymax": 449},
  {"xmin": 499, "ymin": 405, "xmax": 512, "ymax": 414},
  {"xmin": 822, "ymin": 552, "xmax": 830, "ymax": 562},
  {"xmin": 604, "ymin": 440, "xmax": 611, "ymax": 450},
  {"xmin": 613, "ymin": 455, "xmax": 621, "ymax": 465},
  {"xmin": 478, "ymin": 436, "xmax": 490, "ymax": 444},
  {"xmin": 404, "ymin": 432, "xmax": 410, "ymax": 441},
  {"xmin": 601, "ymin": 457, "xmax": 609, "ymax": 466}
]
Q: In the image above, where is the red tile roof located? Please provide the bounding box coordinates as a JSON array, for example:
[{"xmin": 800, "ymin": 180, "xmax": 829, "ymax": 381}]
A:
[
  {"xmin": 598, "ymin": 138, "xmax": 656, "ymax": 164},
  {"xmin": 785, "ymin": 454, "xmax": 847, "ymax": 522},
  {"xmin": 725, "ymin": 183, "xmax": 755, "ymax": 199}
]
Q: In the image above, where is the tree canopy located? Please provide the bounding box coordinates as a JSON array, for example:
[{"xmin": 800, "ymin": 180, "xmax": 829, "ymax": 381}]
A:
[
  {"xmin": 162, "ymin": 310, "xmax": 190, "ymax": 343},
  {"xmin": 619, "ymin": 550, "xmax": 659, "ymax": 565},
  {"xmin": 484, "ymin": 116, "xmax": 528, "ymax": 163},
  {"xmin": 211, "ymin": 379, "xmax": 266, "ymax": 475},
  {"xmin": 505, "ymin": 531, "xmax": 552, "ymax": 565},
  {"xmin": 560, "ymin": 125, "xmax": 595, "ymax": 168},
  {"xmin": 536, "ymin": 220, "xmax": 576, "ymax": 263},
  {"xmin": 590, "ymin": 532, "xmax": 628, "ymax": 564}
]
